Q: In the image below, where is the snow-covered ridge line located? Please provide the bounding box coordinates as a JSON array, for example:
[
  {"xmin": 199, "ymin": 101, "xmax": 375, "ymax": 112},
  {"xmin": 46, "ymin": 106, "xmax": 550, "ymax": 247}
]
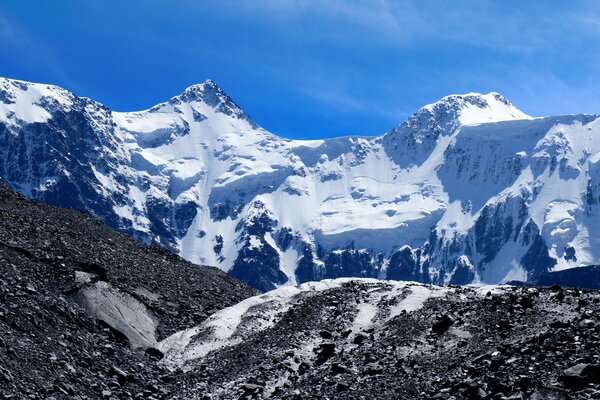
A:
[
  {"xmin": 0, "ymin": 76, "xmax": 599, "ymax": 292},
  {"xmin": 0, "ymin": 76, "xmax": 529, "ymax": 142}
]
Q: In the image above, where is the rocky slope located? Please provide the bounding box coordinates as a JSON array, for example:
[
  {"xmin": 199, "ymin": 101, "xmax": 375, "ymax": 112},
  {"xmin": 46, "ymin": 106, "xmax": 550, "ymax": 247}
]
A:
[
  {"xmin": 158, "ymin": 279, "xmax": 600, "ymax": 399},
  {"xmin": 2, "ymin": 77, "xmax": 600, "ymax": 291},
  {"xmin": 0, "ymin": 182, "xmax": 256, "ymax": 399}
]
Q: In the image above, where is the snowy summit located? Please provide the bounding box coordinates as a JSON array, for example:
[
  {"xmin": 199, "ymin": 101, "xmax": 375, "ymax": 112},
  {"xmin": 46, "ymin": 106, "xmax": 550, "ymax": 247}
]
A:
[{"xmin": 0, "ymin": 77, "xmax": 598, "ymax": 291}]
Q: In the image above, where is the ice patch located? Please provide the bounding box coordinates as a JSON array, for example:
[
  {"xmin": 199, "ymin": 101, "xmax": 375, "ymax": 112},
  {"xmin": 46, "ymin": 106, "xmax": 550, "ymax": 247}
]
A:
[
  {"xmin": 388, "ymin": 284, "xmax": 448, "ymax": 319},
  {"xmin": 77, "ymin": 281, "xmax": 157, "ymax": 350}
]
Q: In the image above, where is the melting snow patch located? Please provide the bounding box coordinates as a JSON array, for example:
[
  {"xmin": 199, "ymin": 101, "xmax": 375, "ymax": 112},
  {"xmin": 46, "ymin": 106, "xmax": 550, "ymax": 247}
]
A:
[
  {"xmin": 388, "ymin": 284, "xmax": 448, "ymax": 320},
  {"xmin": 352, "ymin": 301, "xmax": 378, "ymax": 333}
]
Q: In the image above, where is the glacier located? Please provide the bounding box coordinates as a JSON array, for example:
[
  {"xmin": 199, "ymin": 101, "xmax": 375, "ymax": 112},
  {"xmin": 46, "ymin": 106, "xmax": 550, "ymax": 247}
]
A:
[{"xmin": 1, "ymin": 77, "xmax": 599, "ymax": 291}]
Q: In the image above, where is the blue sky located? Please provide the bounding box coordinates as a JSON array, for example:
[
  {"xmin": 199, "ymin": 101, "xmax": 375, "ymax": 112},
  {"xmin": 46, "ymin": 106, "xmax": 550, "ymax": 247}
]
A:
[{"xmin": 1, "ymin": 1, "xmax": 600, "ymax": 139}]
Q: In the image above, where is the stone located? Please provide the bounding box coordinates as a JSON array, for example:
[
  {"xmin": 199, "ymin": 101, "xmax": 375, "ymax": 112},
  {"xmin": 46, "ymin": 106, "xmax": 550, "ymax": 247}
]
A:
[
  {"xmin": 559, "ymin": 363, "xmax": 598, "ymax": 390},
  {"xmin": 241, "ymin": 383, "xmax": 261, "ymax": 394},
  {"xmin": 145, "ymin": 347, "xmax": 164, "ymax": 360},
  {"xmin": 353, "ymin": 333, "xmax": 367, "ymax": 345},
  {"xmin": 315, "ymin": 343, "xmax": 336, "ymax": 365},
  {"xmin": 109, "ymin": 366, "xmax": 129, "ymax": 385},
  {"xmin": 330, "ymin": 363, "xmax": 350, "ymax": 375},
  {"xmin": 319, "ymin": 330, "xmax": 333, "ymax": 339},
  {"xmin": 432, "ymin": 314, "xmax": 454, "ymax": 335}
]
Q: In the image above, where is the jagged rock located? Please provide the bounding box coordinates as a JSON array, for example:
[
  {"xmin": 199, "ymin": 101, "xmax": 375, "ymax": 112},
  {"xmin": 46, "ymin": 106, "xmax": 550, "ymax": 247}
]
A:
[
  {"xmin": 330, "ymin": 363, "xmax": 350, "ymax": 375},
  {"xmin": 432, "ymin": 314, "xmax": 454, "ymax": 335},
  {"xmin": 241, "ymin": 382, "xmax": 261, "ymax": 395},
  {"xmin": 559, "ymin": 363, "xmax": 600, "ymax": 390},
  {"xmin": 520, "ymin": 295, "xmax": 533, "ymax": 309},
  {"xmin": 336, "ymin": 382, "xmax": 350, "ymax": 391},
  {"xmin": 108, "ymin": 366, "xmax": 129, "ymax": 385},
  {"xmin": 319, "ymin": 330, "xmax": 333, "ymax": 339},
  {"xmin": 315, "ymin": 343, "xmax": 336, "ymax": 365},
  {"xmin": 353, "ymin": 333, "xmax": 367, "ymax": 345},
  {"xmin": 145, "ymin": 348, "xmax": 164, "ymax": 360}
]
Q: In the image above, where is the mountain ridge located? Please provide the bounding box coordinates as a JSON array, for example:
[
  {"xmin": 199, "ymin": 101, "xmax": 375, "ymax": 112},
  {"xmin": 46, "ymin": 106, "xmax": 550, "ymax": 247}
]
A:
[
  {"xmin": 0, "ymin": 76, "xmax": 531, "ymax": 139},
  {"xmin": 1, "ymin": 76, "xmax": 599, "ymax": 291}
]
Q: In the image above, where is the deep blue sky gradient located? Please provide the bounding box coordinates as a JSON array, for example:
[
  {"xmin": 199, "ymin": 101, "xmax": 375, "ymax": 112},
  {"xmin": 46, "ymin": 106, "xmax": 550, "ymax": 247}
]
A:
[{"xmin": 1, "ymin": 1, "xmax": 600, "ymax": 139}]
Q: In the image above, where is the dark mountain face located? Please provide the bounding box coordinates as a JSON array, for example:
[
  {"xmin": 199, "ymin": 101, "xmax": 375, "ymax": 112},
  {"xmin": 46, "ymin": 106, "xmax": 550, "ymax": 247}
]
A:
[
  {"xmin": 529, "ymin": 265, "xmax": 600, "ymax": 289},
  {"xmin": 0, "ymin": 182, "xmax": 256, "ymax": 398}
]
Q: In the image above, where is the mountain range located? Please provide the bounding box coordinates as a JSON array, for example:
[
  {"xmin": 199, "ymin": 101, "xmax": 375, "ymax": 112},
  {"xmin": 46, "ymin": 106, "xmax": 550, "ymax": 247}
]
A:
[{"xmin": 1, "ymin": 77, "xmax": 599, "ymax": 291}]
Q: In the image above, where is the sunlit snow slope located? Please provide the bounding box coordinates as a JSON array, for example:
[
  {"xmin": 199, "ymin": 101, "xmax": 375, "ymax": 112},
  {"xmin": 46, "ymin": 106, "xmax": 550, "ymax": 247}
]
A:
[{"xmin": 1, "ymin": 77, "xmax": 598, "ymax": 290}]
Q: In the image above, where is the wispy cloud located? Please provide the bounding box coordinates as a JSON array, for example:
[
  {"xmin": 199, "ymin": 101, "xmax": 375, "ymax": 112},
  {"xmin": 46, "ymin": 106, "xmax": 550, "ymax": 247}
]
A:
[
  {"xmin": 0, "ymin": 10, "xmax": 72, "ymax": 88},
  {"xmin": 228, "ymin": 0, "xmax": 600, "ymax": 53},
  {"xmin": 0, "ymin": 14, "xmax": 19, "ymax": 44},
  {"xmin": 301, "ymin": 84, "xmax": 366, "ymax": 112}
]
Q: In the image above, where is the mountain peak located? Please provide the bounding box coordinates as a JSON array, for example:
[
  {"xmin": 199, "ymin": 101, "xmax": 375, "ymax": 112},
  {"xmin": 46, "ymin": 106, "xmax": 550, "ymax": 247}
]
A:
[
  {"xmin": 382, "ymin": 92, "xmax": 531, "ymax": 166},
  {"xmin": 178, "ymin": 79, "xmax": 226, "ymax": 102},
  {"xmin": 0, "ymin": 77, "xmax": 75, "ymax": 128},
  {"xmin": 421, "ymin": 91, "xmax": 530, "ymax": 126},
  {"xmin": 155, "ymin": 79, "xmax": 258, "ymax": 128}
]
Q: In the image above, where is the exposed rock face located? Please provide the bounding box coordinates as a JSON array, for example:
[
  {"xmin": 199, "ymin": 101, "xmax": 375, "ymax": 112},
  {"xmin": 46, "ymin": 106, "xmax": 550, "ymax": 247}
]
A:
[
  {"xmin": 0, "ymin": 182, "xmax": 256, "ymax": 398},
  {"xmin": 1, "ymin": 77, "xmax": 600, "ymax": 291},
  {"xmin": 529, "ymin": 264, "xmax": 600, "ymax": 289},
  {"xmin": 77, "ymin": 281, "xmax": 158, "ymax": 350}
]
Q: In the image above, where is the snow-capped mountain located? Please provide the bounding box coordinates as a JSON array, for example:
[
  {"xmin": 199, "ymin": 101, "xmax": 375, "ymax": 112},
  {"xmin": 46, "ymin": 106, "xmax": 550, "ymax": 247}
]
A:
[{"xmin": 1, "ymin": 77, "xmax": 599, "ymax": 291}]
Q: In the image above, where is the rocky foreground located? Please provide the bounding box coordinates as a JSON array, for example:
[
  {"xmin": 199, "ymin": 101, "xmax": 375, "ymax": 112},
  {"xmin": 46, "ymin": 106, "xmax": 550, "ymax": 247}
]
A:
[
  {"xmin": 0, "ymin": 183, "xmax": 257, "ymax": 399},
  {"xmin": 158, "ymin": 280, "xmax": 600, "ymax": 400}
]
